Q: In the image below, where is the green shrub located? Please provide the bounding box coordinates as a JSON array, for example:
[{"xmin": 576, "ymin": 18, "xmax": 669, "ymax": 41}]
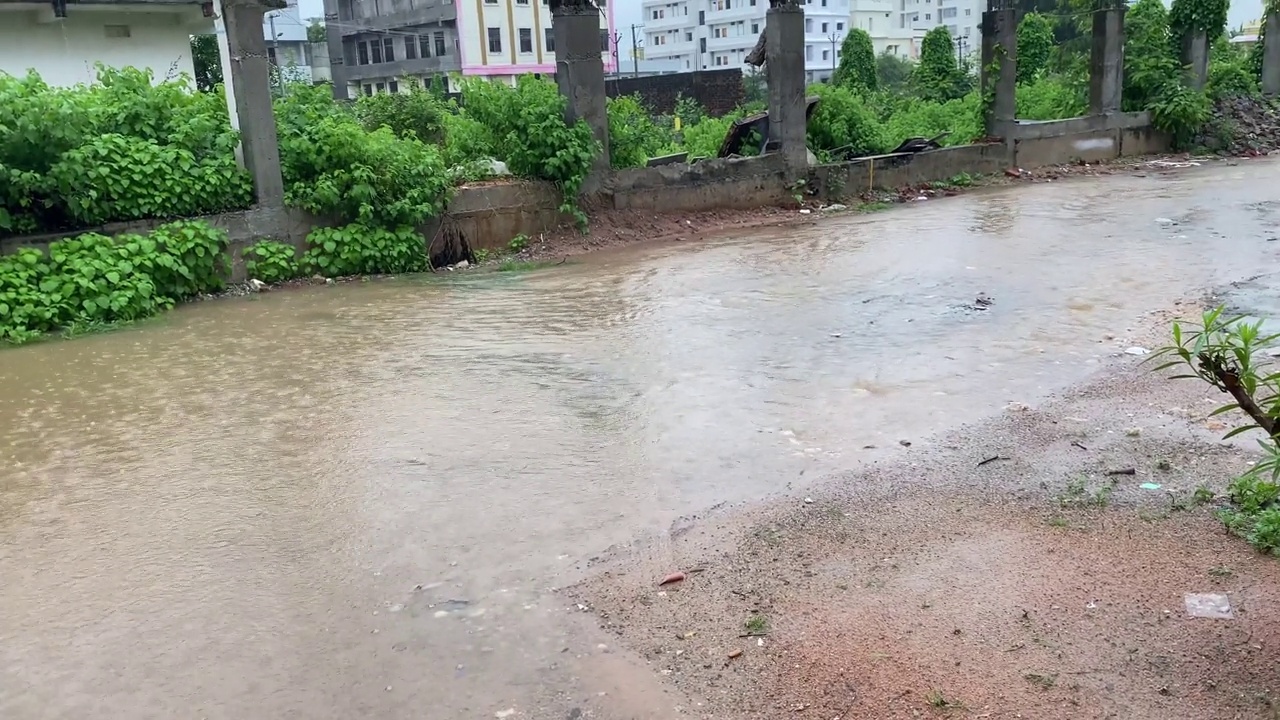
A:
[
  {"xmin": 806, "ymin": 84, "xmax": 885, "ymax": 158},
  {"xmin": 913, "ymin": 28, "xmax": 970, "ymax": 102},
  {"xmin": 1207, "ymin": 55, "xmax": 1258, "ymax": 100},
  {"xmin": 1016, "ymin": 13, "xmax": 1055, "ymax": 84},
  {"xmin": 301, "ymin": 223, "xmax": 428, "ymax": 277},
  {"xmin": 243, "ymin": 240, "xmax": 301, "ymax": 284},
  {"xmin": 1015, "ymin": 75, "xmax": 1088, "ymax": 120},
  {"xmin": 0, "ymin": 66, "xmax": 251, "ymax": 235},
  {"xmin": 456, "ymin": 76, "xmax": 598, "ymax": 217},
  {"xmin": 834, "ymin": 30, "xmax": 878, "ymax": 92},
  {"xmin": 681, "ymin": 114, "xmax": 736, "ymax": 158},
  {"xmin": 1124, "ymin": 0, "xmax": 1180, "ymax": 112},
  {"xmin": 353, "ymin": 85, "xmax": 447, "ymax": 143},
  {"xmin": 607, "ymin": 94, "xmax": 674, "ymax": 168},
  {"xmin": 1149, "ymin": 83, "xmax": 1212, "ymax": 149},
  {"xmin": 0, "ymin": 220, "xmax": 229, "ymax": 343},
  {"xmin": 878, "ymin": 93, "xmax": 983, "ymax": 148}
]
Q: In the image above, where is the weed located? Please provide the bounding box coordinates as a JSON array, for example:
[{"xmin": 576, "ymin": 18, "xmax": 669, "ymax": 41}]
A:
[
  {"xmin": 508, "ymin": 234, "xmax": 531, "ymax": 252},
  {"xmin": 496, "ymin": 259, "xmax": 555, "ymax": 272},
  {"xmin": 1208, "ymin": 565, "xmax": 1235, "ymax": 578},
  {"xmin": 1024, "ymin": 672, "xmax": 1057, "ymax": 689},
  {"xmin": 472, "ymin": 248, "xmax": 493, "ymax": 264},
  {"xmin": 1155, "ymin": 458, "xmax": 1173, "ymax": 472},
  {"xmin": 925, "ymin": 689, "xmax": 963, "ymax": 710},
  {"xmin": 1046, "ymin": 516, "xmax": 1070, "ymax": 528},
  {"xmin": 1193, "ymin": 485, "xmax": 1216, "ymax": 505},
  {"xmin": 1056, "ymin": 476, "xmax": 1115, "ymax": 508},
  {"xmin": 744, "ymin": 614, "xmax": 769, "ymax": 634},
  {"xmin": 856, "ymin": 201, "xmax": 893, "ymax": 213}
]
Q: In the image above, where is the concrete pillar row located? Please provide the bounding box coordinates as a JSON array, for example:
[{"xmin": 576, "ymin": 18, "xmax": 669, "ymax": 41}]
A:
[
  {"xmin": 1263, "ymin": 13, "xmax": 1280, "ymax": 96},
  {"xmin": 764, "ymin": 5, "xmax": 808, "ymax": 175},
  {"xmin": 979, "ymin": 7, "xmax": 1017, "ymax": 139},
  {"xmin": 1089, "ymin": 7, "xmax": 1125, "ymax": 114},
  {"xmin": 1180, "ymin": 31, "xmax": 1209, "ymax": 90},
  {"xmin": 220, "ymin": 0, "xmax": 287, "ymax": 208},
  {"xmin": 551, "ymin": 6, "xmax": 611, "ymax": 194}
]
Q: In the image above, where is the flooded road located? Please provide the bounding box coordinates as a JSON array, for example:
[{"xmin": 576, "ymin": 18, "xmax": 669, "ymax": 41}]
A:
[{"xmin": 2, "ymin": 159, "xmax": 1279, "ymax": 720}]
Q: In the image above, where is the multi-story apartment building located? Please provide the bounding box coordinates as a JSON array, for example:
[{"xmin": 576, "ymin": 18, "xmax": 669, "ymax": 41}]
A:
[
  {"xmin": 895, "ymin": 0, "xmax": 980, "ymax": 56},
  {"xmin": 641, "ymin": 0, "xmax": 923, "ymax": 84},
  {"xmin": 322, "ymin": 0, "xmax": 615, "ymax": 98}
]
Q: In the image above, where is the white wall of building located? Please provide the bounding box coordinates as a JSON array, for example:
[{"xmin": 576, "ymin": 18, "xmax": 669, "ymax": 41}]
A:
[
  {"xmin": 0, "ymin": 3, "xmax": 211, "ymax": 87},
  {"xmin": 456, "ymin": 0, "xmax": 617, "ymax": 78},
  {"xmin": 641, "ymin": 0, "xmax": 929, "ymax": 83}
]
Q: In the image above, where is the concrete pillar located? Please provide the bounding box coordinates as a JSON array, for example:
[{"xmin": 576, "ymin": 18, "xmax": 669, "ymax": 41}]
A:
[
  {"xmin": 1263, "ymin": 13, "xmax": 1280, "ymax": 95},
  {"xmin": 1089, "ymin": 7, "xmax": 1125, "ymax": 114},
  {"xmin": 552, "ymin": 5, "xmax": 610, "ymax": 194},
  {"xmin": 322, "ymin": 0, "xmax": 348, "ymax": 100},
  {"xmin": 221, "ymin": 0, "xmax": 286, "ymax": 208},
  {"xmin": 765, "ymin": 4, "xmax": 808, "ymax": 173},
  {"xmin": 979, "ymin": 7, "xmax": 1017, "ymax": 137},
  {"xmin": 1180, "ymin": 31, "xmax": 1209, "ymax": 90}
]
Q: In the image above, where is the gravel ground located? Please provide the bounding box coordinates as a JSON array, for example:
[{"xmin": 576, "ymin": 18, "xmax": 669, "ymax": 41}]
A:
[{"xmin": 567, "ymin": 304, "xmax": 1280, "ymax": 720}]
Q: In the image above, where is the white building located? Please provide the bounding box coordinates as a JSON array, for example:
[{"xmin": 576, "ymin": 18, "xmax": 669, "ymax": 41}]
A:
[
  {"xmin": 454, "ymin": 0, "xmax": 618, "ymax": 83},
  {"xmin": 0, "ymin": 0, "xmax": 211, "ymax": 86},
  {"xmin": 641, "ymin": 0, "xmax": 925, "ymax": 84},
  {"xmin": 896, "ymin": 0, "xmax": 980, "ymax": 55},
  {"xmin": 263, "ymin": 0, "xmax": 330, "ymax": 84}
]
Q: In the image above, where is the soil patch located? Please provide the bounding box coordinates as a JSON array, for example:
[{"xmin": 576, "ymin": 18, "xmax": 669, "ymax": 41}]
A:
[{"xmin": 569, "ymin": 352, "xmax": 1280, "ymax": 720}]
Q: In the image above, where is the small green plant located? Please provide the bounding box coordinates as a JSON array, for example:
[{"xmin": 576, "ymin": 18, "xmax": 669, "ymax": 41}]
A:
[
  {"xmin": 744, "ymin": 614, "xmax": 769, "ymax": 635},
  {"xmin": 243, "ymin": 240, "xmax": 300, "ymax": 284},
  {"xmin": 1208, "ymin": 565, "xmax": 1235, "ymax": 577},
  {"xmin": 496, "ymin": 258, "xmax": 555, "ymax": 272},
  {"xmin": 1152, "ymin": 307, "xmax": 1280, "ymax": 554},
  {"xmin": 925, "ymin": 689, "xmax": 963, "ymax": 710},
  {"xmin": 472, "ymin": 248, "xmax": 493, "ymax": 264},
  {"xmin": 1057, "ymin": 476, "xmax": 1115, "ymax": 508},
  {"xmin": 301, "ymin": 223, "xmax": 428, "ymax": 278},
  {"xmin": 508, "ymin": 233, "xmax": 530, "ymax": 252}
]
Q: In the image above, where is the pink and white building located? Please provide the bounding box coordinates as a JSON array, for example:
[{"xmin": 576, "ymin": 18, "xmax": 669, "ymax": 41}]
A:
[{"xmin": 324, "ymin": 0, "xmax": 615, "ymax": 97}]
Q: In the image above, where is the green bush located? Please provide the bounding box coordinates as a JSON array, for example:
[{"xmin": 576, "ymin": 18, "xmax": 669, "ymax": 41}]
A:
[
  {"xmin": 243, "ymin": 240, "xmax": 301, "ymax": 284},
  {"xmin": 0, "ymin": 66, "xmax": 251, "ymax": 236},
  {"xmin": 874, "ymin": 92, "xmax": 982, "ymax": 150},
  {"xmin": 806, "ymin": 84, "xmax": 885, "ymax": 158},
  {"xmin": 1016, "ymin": 13, "xmax": 1055, "ymax": 84},
  {"xmin": 275, "ymin": 87, "xmax": 453, "ymax": 228},
  {"xmin": 301, "ymin": 223, "xmax": 429, "ymax": 277},
  {"xmin": 353, "ymin": 85, "xmax": 448, "ymax": 143},
  {"xmin": 1016, "ymin": 75, "xmax": 1088, "ymax": 120},
  {"xmin": 606, "ymin": 94, "xmax": 674, "ymax": 168},
  {"xmin": 834, "ymin": 29, "xmax": 878, "ymax": 92},
  {"xmin": 680, "ymin": 114, "xmax": 736, "ymax": 158},
  {"xmin": 913, "ymin": 28, "xmax": 970, "ymax": 102},
  {"xmin": 456, "ymin": 76, "xmax": 598, "ymax": 216},
  {"xmin": 0, "ymin": 220, "xmax": 228, "ymax": 343},
  {"xmin": 1207, "ymin": 54, "xmax": 1259, "ymax": 100},
  {"xmin": 1149, "ymin": 83, "xmax": 1212, "ymax": 149}
]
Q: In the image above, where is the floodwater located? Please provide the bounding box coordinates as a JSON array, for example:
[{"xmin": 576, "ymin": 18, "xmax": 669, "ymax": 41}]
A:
[{"xmin": 2, "ymin": 159, "xmax": 1279, "ymax": 720}]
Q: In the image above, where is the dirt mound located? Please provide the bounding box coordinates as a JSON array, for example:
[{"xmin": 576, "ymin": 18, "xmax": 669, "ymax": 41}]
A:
[{"xmin": 1200, "ymin": 95, "xmax": 1280, "ymax": 156}]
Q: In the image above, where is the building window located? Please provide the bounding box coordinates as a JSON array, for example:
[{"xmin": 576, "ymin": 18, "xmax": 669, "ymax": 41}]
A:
[
  {"xmin": 925, "ymin": 12, "xmax": 930, "ymax": 19},
  {"xmin": 376, "ymin": 81, "xmax": 385, "ymax": 92},
  {"xmin": 804, "ymin": 19, "xmax": 813, "ymax": 32},
  {"xmin": 487, "ymin": 27, "xmax": 502, "ymax": 53},
  {"xmin": 404, "ymin": 36, "xmax": 417, "ymax": 59},
  {"xmin": 370, "ymin": 39, "xmax": 382, "ymax": 63},
  {"xmin": 686, "ymin": 30, "xmax": 693, "ymax": 40},
  {"xmin": 383, "ymin": 37, "xmax": 395, "ymax": 62},
  {"xmin": 805, "ymin": 45, "xmax": 813, "ymax": 60},
  {"xmin": 545, "ymin": 28, "xmax": 556, "ymax": 51},
  {"xmin": 357, "ymin": 41, "xmax": 369, "ymax": 64},
  {"xmin": 822, "ymin": 49, "xmax": 829, "ymax": 59},
  {"xmin": 517, "ymin": 0, "xmax": 529, "ymax": 4},
  {"xmin": 599, "ymin": 29, "xmax": 609, "ymax": 52},
  {"xmin": 435, "ymin": 31, "xmax": 447, "ymax": 56},
  {"xmin": 836, "ymin": 21, "xmax": 843, "ymax": 30},
  {"xmin": 519, "ymin": 27, "xmax": 533, "ymax": 53},
  {"xmin": 419, "ymin": 35, "xmax": 431, "ymax": 57},
  {"xmin": 698, "ymin": 10, "xmax": 704, "ymax": 24},
  {"xmin": 389, "ymin": 80, "xmax": 399, "ymax": 93},
  {"xmin": 363, "ymin": 83, "xmax": 373, "ymax": 95},
  {"xmin": 965, "ymin": 7, "xmax": 970, "ymax": 13},
  {"xmin": 821, "ymin": 21, "xmax": 827, "ymax": 31}
]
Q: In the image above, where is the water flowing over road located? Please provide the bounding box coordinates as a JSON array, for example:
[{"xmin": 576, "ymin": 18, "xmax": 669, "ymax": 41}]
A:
[{"xmin": 2, "ymin": 159, "xmax": 1279, "ymax": 719}]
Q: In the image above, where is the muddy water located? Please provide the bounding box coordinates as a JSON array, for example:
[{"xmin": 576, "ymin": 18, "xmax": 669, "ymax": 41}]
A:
[{"xmin": 2, "ymin": 160, "xmax": 1278, "ymax": 720}]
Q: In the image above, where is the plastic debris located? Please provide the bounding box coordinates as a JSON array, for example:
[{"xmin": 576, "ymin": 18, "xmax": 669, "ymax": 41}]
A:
[
  {"xmin": 1125, "ymin": 347, "xmax": 1150, "ymax": 356},
  {"xmin": 1184, "ymin": 593, "xmax": 1233, "ymax": 619},
  {"xmin": 658, "ymin": 572, "xmax": 687, "ymax": 586},
  {"xmin": 1140, "ymin": 482, "xmax": 1163, "ymax": 490}
]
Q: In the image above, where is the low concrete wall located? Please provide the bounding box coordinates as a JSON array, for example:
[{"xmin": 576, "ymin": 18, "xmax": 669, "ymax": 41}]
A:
[
  {"xmin": 0, "ymin": 180, "xmax": 565, "ymax": 281},
  {"xmin": 810, "ymin": 143, "xmax": 1009, "ymax": 198},
  {"xmin": 611, "ymin": 154, "xmax": 791, "ymax": 212},
  {"xmin": 1010, "ymin": 111, "xmax": 1169, "ymax": 168}
]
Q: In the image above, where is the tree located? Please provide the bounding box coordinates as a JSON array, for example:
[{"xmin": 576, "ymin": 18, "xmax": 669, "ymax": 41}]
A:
[
  {"xmin": 1016, "ymin": 12, "xmax": 1054, "ymax": 83},
  {"xmin": 912, "ymin": 28, "xmax": 967, "ymax": 101},
  {"xmin": 1168, "ymin": 0, "xmax": 1229, "ymax": 45},
  {"xmin": 190, "ymin": 34, "xmax": 222, "ymax": 92},
  {"xmin": 876, "ymin": 51, "xmax": 914, "ymax": 92},
  {"xmin": 1123, "ymin": 0, "xmax": 1179, "ymax": 111},
  {"xmin": 833, "ymin": 29, "xmax": 877, "ymax": 92},
  {"xmin": 307, "ymin": 19, "xmax": 327, "ymax": 44}
]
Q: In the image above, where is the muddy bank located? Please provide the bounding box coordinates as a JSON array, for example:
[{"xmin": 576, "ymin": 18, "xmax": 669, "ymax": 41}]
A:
[{"xmin": 568, "ymin": 309, "xmax": 1280, "ymax": 720}]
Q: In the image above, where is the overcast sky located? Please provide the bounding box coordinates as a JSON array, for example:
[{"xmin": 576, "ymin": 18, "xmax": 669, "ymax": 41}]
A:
[{"xmin": 296, "ymin": 0, "xmax": 1265, "ymax": 58}]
